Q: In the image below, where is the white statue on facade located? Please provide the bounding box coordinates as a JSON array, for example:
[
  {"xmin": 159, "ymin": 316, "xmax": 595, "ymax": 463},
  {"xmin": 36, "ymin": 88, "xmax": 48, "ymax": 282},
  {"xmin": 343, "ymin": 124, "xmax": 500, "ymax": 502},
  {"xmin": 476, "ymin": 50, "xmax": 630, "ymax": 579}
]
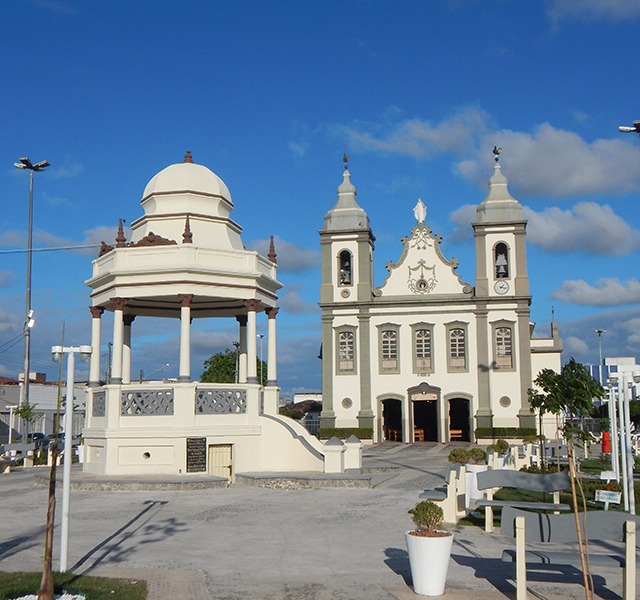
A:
[{"xmin": 414, "ymin": 198, "xmax": 427, "ymax": 224}]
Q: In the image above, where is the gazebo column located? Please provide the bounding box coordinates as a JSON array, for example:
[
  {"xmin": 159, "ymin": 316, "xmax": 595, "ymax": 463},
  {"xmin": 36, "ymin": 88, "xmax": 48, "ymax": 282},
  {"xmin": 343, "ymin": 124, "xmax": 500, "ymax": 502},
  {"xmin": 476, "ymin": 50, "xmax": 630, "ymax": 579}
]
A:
[
  {"xmin": 110, "ymin": 298, "xmax": 128, "ymax": 384},
  {"xmin": 178, "ymin": 294, "xmax": 194, "ymax": 382},
  {"xmin": 88, "ymin": 306, "xmax": 104, "ymax": 387},
  {"xmin": 244, "ymin": 300, "xmax": 259, "ymax": 384},
  {"xmin": 122, "ymin": 315, "xmax": 135, "ymax": 385},
  {"xmin": 236, "ymin": 315, "xmax": 247, "ymax": 383},
  {"xmin": 265, "ymin": 307, "xmax": 279, "ymax": 386}
]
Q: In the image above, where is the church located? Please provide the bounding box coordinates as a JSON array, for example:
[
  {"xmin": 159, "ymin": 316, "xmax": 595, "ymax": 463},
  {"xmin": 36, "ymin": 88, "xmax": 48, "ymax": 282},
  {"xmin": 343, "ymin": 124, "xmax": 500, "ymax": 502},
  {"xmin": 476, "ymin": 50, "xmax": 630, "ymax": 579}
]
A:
[{"xmin": 318, "ymin": 153, "xmax": 562, "ymax": 444}]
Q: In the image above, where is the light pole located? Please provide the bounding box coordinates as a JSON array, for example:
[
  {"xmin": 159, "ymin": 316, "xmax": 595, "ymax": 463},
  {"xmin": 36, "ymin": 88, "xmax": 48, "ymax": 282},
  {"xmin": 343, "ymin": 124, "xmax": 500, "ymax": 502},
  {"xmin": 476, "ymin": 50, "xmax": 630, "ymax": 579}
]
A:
[
  {"xmin": 233, "ymin": 341, "xmax": 240, "ymax": 383},
  {"xmin": 14, "ymin": 157, "xmax": 50, "ymax": 407},
  {"xmin": 594, "ymin": 329, "xmax": 606, "ymax": 384},
  {"xmin": 51, "ymin": 344, "xmax": 92, "ymax": 572},
  {"xmin": 608, "ymin": 370, "xmax": 640, "ymax": 515},
  {"xmin": 7, "ymin": 405, "xmax": 18, "ymax": 443},
  {"xmin": 257, "ymin": 334, "xmax": 264, "ymax": 385}
]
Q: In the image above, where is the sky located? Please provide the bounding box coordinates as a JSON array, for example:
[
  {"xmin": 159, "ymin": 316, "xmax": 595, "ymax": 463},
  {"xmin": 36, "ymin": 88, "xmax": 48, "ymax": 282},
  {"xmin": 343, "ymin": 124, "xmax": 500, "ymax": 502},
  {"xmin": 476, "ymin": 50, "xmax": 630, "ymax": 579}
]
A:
[{"xmin": 1, "ymin": 0, "xmax": 640, "ymax": 398}]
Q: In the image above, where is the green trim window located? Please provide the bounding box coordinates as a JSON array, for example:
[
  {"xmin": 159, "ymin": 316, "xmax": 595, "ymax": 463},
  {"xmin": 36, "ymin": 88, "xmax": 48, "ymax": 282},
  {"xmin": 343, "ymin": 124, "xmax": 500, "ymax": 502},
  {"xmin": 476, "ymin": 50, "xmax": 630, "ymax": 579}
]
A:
[
  {"xmin": 446, "ymin": 322, "xmax": 468, "ymax": 372},
  {"xmin": 377, "ymin": 323, "xmax": 400, "ymax": 374},
  {"xmin": 412, "ymin": 324, "xmax": 433, "ymax": 373},
  {"xmin": 337, "ymin": 328, "xmax": 356, "ymax": 373},
  {"xmin": 492, "ymin": 321, "xmax": 515, "ymax": 371}
]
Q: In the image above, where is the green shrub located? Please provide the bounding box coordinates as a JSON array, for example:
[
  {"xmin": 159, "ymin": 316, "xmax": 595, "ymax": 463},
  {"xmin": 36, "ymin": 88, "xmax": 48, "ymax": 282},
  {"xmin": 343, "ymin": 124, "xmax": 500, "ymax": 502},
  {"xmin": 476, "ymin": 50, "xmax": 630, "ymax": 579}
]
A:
[
  {"xmin": 475, "ymin": 427, "xmax": 537, "ymax": 439},
  {"xmin": 317, "ymin": 427, "xmax": 373, "ymax": 440},
  {"xmin": 409, "ymin": 500, "xmax": 443, "ymax": 535},
  {"xmin": 448, "ymin": 448, "xmax": 470, "ymax": 464},
  {"xmin": 494, "ymin": 439, "xmax": 510, "ymax": 454},
  {"xmin": 468, "ymin": 447, "xmax": 487, "ymax": 464}
]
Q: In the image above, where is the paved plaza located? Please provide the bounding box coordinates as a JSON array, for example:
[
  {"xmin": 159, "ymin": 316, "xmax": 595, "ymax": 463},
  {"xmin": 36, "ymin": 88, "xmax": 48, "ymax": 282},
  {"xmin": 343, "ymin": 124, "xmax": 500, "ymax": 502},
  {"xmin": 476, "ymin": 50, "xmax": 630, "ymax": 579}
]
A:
[{"xmin": 0, "ymin": 443, "xmax": 632, "ymax": 599}]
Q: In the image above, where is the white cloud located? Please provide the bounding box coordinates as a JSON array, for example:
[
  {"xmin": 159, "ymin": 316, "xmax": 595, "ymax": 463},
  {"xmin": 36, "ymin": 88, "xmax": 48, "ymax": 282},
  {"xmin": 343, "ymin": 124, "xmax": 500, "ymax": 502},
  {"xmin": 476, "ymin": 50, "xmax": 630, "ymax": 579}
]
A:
[
  {"xmin": 547, "ymin": 0, "xmax": 640, "ymax": 25},
  {"xmin": 0, "ymin": 230, "xmax": 25, "ymax": 247},
  {"xmin": 449, "ymin": 204, "xmax": 477, "ymax": 242},
  {"xmin": 0, "ymin": 271, "xmax": 17, "ymax": 288},
  {"xmin": 246, "ymin": 237, "xmax": 320, "ymax": 272},
  {"xmin": 562, "ymin": 335, "xmax": 590, "ymax": 357},
  {"xmin": 332, "ymin": 109, "xmax": 640, "ymax": 198},
  {"xmin": 331, "ymin": 107, "xmax": 490, "ymax": 159},
  {"xmin": 552, "ymin": 278, "xmax": 640, "ymax": 306},
  {"xmin": 525, "ymin": 203, "xmax": 640, "ymax": 254},
  {"xmin": 450, "ymin": 200, "xmax": 640, "ymax": 257},
  {"xmin": 51, "ymin": 160, "xmax": 84, "ymax": 179},
  {"xmin": 278, "ymin": 286, "xmax": 319, "ymax": 315},
  {"xmin": 288, "ymin": 141, "xmax": 308, "ymax": 159},
  {"xmin": 456, "ymin": 123, "xmax": 640, "ymax": 198}
]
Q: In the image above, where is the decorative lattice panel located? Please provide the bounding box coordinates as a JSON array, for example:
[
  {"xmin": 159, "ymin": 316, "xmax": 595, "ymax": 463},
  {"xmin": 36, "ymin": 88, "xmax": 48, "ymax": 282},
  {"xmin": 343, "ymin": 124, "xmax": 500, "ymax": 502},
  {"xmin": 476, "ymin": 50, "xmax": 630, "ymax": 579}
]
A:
[
  {"xmin": 195, "ymin": 388, "xmax": 246, "ymax": 414},
  {"xmin": 120, "ymin": 389, "xmax": 174, "ymax": 415},
  {"xmin": 92, "ymin": 391, "xmax": 106, "ymax": 417}
]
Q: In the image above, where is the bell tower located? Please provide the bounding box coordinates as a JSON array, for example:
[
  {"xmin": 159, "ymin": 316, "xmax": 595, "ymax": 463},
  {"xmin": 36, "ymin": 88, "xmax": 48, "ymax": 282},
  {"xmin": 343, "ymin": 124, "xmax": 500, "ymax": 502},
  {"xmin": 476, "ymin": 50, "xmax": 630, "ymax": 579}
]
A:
[
  {"xmin": 472, "ymin": 150, "xmax": 535, "ymax": 430},
  {"xmin": 318, "ymin": 156, "xmax": 375, "ymax": 429}
]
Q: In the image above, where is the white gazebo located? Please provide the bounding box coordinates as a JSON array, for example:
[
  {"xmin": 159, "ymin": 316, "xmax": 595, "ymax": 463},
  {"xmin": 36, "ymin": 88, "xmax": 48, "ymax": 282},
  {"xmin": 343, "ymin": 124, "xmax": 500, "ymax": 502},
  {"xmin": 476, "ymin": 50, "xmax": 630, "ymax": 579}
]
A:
[{"xmin": 83, "ymin": 152, "xmax": 356, "ymax": 477}]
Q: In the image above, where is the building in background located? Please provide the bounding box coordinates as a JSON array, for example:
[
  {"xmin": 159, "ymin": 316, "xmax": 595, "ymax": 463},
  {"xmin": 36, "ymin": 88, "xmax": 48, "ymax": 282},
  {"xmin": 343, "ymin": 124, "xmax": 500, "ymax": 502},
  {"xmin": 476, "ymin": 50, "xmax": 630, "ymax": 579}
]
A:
[
  {"xmin": 319, "ymin": 154, "xmax": 562, "ymax": 443},
  {"xmin": 0, "ymin": 376, "xmax": 86, "ymax": 442}
]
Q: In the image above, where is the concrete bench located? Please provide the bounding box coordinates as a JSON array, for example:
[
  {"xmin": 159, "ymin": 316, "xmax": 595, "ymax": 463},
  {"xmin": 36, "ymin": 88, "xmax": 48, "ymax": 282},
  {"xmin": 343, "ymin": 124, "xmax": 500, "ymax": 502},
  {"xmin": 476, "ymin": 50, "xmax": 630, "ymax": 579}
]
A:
[
  {"xmin": 500, "ymin": 506, "xmax": 639, "ymax": 600},
  {"xmin": 476, "ymin": 469, "xmax": 571, "ymax": 532},
  {"xmin": 419, "ymin": 465, "xmax": 466, "ymax": 524},
  {"xmin": 1, "ymin": 443, "xmax": 36, "ymax": 468}
]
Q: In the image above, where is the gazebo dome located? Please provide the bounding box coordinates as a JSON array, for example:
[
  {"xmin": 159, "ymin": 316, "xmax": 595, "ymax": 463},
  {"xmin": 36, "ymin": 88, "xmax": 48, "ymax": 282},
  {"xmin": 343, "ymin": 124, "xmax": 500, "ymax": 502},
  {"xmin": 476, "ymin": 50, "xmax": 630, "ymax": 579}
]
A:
[
  {"xmin": 142, "ymin": 152, "xmax": 232, "ymax": 205},
  {"xmin": 130, "ymin": 151, "xmax": 241, "ymax": 250}
]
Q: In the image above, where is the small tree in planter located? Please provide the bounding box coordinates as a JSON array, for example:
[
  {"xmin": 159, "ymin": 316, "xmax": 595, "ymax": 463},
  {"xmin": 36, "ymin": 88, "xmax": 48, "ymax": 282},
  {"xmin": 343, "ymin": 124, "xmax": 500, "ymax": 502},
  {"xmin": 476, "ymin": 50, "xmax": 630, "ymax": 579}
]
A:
[
  {"xmin": 405, "ymin": 501, "xmax": 453, "ymax": 596},
  {"xmin": 405, "ymin": 500, "xmax": 453, "ymax": 596},
  {"xmin": 409, "ymin": 500, "xmax": 446, "ymax": 537}
]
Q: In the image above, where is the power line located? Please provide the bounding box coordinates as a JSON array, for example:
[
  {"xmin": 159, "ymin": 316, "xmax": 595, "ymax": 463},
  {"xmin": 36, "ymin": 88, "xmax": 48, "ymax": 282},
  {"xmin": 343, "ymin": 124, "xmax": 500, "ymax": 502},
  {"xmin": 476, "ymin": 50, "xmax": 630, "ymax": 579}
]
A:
[{"xmin": 0, "ymin": 244, "xmax": 101, "ymax": 255}]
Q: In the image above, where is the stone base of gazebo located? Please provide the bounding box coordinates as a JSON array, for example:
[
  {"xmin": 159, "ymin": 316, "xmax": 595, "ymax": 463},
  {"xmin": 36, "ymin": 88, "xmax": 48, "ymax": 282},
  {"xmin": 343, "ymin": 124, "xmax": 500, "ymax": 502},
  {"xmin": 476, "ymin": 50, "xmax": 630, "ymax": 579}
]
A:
[{"xmin": 82, "ymin": 382, "xmax": 360, "ymax": 478}]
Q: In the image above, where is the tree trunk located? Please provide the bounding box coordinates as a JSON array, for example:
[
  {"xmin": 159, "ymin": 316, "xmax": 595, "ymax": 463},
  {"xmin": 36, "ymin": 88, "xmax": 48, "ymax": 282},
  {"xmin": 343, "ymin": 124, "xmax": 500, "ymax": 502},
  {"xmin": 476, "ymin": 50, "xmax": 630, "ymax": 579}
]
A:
[
  {"xmin": 567, "ymin": 443, "xmax": 592, "ymax": 600},
  {"xmin": 37, "ymin": 447, "xmax": 58, "ymax": 600}
]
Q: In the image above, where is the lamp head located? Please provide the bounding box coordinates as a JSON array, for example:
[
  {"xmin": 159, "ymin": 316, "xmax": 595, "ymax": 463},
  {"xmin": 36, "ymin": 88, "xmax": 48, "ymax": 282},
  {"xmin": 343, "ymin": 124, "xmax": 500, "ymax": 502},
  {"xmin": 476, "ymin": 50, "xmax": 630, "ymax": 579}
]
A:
[
  {"xmin": 33, "ymin": 160, "xmax": 50, "ymax": 171},
  {"xmin": 633, "ymin": 371, "xmax": 640, "ymax": 384},
  {"xmin": 51, "ymin": 345, "xmax": 63, "ymax": 363},
  {"xmin": 609, "ymin": 373, "xmax": 619, "ymax": 385},
  {"xmin": 79, "ymin": 345, "xmax": 92, "ymax": 363}
]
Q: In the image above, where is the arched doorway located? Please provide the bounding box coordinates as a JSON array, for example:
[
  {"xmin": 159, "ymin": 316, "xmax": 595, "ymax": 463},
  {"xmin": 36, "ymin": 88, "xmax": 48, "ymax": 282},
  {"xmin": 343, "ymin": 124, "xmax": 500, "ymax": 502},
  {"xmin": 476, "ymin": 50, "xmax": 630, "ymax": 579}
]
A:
[
  {"xmin": 381, "ymin": 398, "xmax": 402, "ymax": 441},
  {"xmin": 448, "ymin": 397, "xmax": 471, "ymax": 441},
  {"xmin": 408, "ymin": 382, "xmax": 441, "ymax": 442}
]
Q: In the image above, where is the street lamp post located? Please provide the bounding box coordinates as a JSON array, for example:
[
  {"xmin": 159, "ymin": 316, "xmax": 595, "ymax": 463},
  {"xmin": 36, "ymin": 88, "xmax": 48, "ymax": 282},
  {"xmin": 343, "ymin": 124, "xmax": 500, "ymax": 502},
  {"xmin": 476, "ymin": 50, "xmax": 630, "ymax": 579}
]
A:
[
  {"xmin": 233, "ymin": 341, "xmax": 240, "ymax": 383},
  {"xmin": 608, "ymin": 370, "xmax": 639, "ymax": 515},
  {"xmin": 257, "ymin": 334, "xmax": 264, "ymax": 385},
  {"xmin": 14, "ymin": 157, "xmax": 50, "ymax": 407},
  {"xmin": 7, "ymin": 405, "xmax": 18, "ymax": 444},
  {"xmin": 51, "ymin": 344, "xmax": 92, "ymax": 572}
]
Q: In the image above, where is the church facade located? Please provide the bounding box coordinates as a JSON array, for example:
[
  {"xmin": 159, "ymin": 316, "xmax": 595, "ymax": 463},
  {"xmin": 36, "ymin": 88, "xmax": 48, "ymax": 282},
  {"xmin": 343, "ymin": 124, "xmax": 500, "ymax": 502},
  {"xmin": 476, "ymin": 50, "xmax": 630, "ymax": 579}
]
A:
[{"xmin": 318, "ymin": 156, "xmax": 562, "ymax": 444}]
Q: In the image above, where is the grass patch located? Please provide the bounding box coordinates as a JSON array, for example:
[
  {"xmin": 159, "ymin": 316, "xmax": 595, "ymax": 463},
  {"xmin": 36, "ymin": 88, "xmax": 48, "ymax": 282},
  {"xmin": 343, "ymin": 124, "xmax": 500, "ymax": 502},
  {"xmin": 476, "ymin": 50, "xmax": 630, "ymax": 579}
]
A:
[{"xmin": 0, "ymin": 572, "xmax": 147, "ymax": 600}]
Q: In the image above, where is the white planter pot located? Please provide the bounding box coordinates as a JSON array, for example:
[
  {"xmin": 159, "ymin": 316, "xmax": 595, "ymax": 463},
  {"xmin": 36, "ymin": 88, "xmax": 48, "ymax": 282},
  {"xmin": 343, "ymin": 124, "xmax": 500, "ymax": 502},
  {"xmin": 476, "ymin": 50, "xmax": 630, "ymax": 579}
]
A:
[
  {"xmin": 404, "ymin": 530, "xmax": 454, "ymax": 596},
  {"xmin": 465, "ymin": 463, "xmax": 488, "ymax": 507},
  {"xmin": 76, "ymin": 445, "xmax": 85, "ymax": 464}
]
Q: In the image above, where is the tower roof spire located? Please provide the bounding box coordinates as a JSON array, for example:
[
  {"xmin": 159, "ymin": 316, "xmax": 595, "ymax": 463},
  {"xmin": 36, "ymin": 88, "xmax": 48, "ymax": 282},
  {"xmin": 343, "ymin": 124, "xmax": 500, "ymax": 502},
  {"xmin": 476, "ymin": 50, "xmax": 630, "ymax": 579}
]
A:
[
  {"xmin": 322, "ymin": 156, "xmax": 370, "ymax": 231},
  {"xmin": 475, "ymin": 147, "xmax": 524, "ymax": 223}
]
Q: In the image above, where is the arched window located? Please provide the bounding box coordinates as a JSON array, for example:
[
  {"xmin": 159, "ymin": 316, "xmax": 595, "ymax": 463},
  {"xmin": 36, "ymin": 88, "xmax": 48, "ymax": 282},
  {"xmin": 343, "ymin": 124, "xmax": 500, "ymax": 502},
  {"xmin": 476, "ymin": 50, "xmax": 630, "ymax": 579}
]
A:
[
  {"xmin": 495, "ymin": 326, "xmax": 513, "ymax": 368},
  {"xmin": 494, "ymin": 242, "xmax": 509, "ymax": 279},
  {"xmin": 338, "ymin": 250, "xmax": 352, "ymax": 286},
  {"xmin": 338, "ymin": 331, "xmax": 355, "ymax": 372},
  {"xmin": 415, "ymin": 329, "xmax": 432, "ymax": 371},
  {"xmin": 449, "ymin": 328, "xmax": 466, "ymax": 369},
  {"xmin": 381, "ymin": 330, "xmax": 398, "ymax": 370}
]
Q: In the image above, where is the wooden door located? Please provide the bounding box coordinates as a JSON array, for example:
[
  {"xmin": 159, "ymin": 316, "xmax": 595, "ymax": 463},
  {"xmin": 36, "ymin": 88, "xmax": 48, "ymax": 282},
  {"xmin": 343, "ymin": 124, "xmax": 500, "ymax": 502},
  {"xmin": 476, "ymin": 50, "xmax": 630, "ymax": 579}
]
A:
[{"xmin": 208, "ymin": 444, "xmax": 233, "ymax": 481}]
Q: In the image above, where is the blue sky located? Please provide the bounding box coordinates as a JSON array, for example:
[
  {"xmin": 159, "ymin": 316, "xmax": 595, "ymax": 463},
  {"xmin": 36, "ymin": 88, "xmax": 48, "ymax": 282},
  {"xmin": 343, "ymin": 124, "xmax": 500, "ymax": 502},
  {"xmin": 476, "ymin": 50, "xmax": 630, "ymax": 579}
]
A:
[{"xmin": 1, "ymin": 0, "xmax": 640, "ymax": 397}]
